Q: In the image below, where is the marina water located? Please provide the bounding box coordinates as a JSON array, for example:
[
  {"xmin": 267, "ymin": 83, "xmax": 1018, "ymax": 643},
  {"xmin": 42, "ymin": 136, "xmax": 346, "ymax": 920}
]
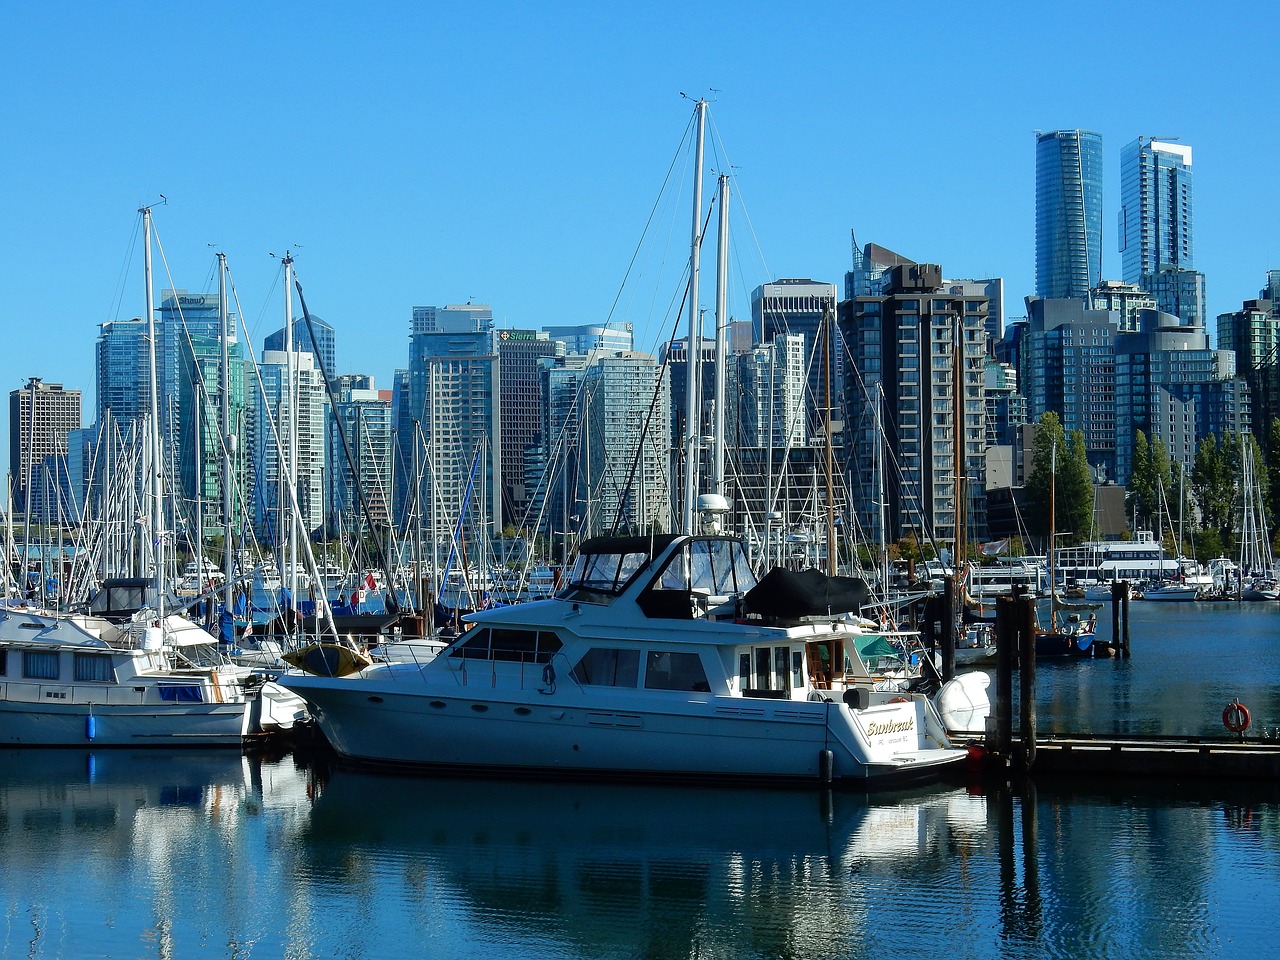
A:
[{"xmin": 3, "ymin": 601, "xmax": 1279, "ymax": 959}]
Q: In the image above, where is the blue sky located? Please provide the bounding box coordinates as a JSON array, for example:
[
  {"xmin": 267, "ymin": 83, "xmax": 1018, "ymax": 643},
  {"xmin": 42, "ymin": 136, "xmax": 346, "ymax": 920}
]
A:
[{"xmin": 2, "ymin": 1, "xmax": 1276, "ymax": 462}]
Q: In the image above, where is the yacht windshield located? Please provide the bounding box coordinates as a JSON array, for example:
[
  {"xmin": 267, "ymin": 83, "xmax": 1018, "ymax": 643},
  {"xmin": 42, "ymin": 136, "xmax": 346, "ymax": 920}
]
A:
[
  {"xmin": 657, "ymin": 537, "xmax": 758, "ymax": 596},
  {"xmin": 561, "ymin": 547, "xmax": 651, "ymax": 602}
]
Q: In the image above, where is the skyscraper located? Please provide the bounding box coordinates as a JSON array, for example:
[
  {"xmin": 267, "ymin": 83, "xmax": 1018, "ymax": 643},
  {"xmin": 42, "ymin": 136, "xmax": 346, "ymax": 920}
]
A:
[
  {"xmin": 496, "ymin": 329, "xmax": 562, "ymax": 527},
  {"xmin": 1035, "ymin": 130, "xmax": 1104, "ymax": 300},
  {"xmin": 1119, "ymin": 137, "xmax": 1205, "ymax": 326},
  {"xmin": 750, "ymin": 278, "xmax": 840, "ymax": 439},
  {"xmin": 9, "ymin": 379, "xmax": 82, "ymax": 524},
  {"xmin": 400, "ymin": 304, "xmax": 501, "ymax": 547}
]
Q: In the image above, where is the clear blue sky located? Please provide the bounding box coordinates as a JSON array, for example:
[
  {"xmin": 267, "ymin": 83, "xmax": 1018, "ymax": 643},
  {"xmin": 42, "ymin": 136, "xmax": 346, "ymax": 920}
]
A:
[{"xmin": 2, "ymin": 1, "xmax": 1276, "ymax": 463}]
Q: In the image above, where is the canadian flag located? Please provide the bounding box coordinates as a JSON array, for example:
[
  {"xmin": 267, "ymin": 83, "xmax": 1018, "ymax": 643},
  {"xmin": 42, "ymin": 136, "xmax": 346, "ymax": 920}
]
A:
[{"xmin": 365, "ymin": 572, "xmax": 379, "ymax": 593}]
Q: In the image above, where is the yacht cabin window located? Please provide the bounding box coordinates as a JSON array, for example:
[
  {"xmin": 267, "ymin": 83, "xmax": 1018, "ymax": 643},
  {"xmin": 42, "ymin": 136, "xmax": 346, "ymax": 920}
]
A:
[
  {"xmin": 644, "ymin": 651, "xmax": 711, "ymax": 692},
  {"xmin": 0, "ymin": 649, "xmax": 6, "ymax": 675},
  {"xmin": 570, "ymin": 648, "xmax": 640, "ymax": 687},
  {"xmin": 449, "ymin": 628, "xmax": 563, "ymax": 664},
  {"xmin": 23, "ymin": 650, "xmax": 58, "ymax": 680},
  {"xmin": 652, "ymin": 537, "xmax": 758, "ymax": 596},
  {"xmin": 74, "ymin": 653, "xmax": 114, "ymax": 683}
]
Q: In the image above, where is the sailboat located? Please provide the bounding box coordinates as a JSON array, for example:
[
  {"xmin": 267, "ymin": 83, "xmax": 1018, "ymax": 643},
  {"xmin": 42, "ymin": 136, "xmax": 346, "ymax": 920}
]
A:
[
  {"xmin": 278, "ymin": 101, "xmax": 986, "ymax": 785},
  {"xmin": 0, "ymin": 208, "xmax": 309, "ymax": 744}
]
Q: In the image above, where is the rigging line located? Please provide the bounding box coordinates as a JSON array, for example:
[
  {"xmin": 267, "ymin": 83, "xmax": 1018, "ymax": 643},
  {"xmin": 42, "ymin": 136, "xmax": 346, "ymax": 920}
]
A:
[
  {"xmin": 600, "ymin": 107, "xmax": 698, "ymax": 333},
  {"xmin": 106, "ymin": 214, "xmax": 144, "ymax": 324},
  {"xmin": 607, "ymin": 196, "xmax": 717, "ymax": 535},
  {"xmin": 293, "ymin": 268, "xmax": 401, "ymax": 613}
]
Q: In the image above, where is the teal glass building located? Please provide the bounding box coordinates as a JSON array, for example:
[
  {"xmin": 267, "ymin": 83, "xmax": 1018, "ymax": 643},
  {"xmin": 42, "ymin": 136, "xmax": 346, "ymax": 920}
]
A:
[{"xmin": 1035, "ymin": 130, "xmax": 1104, "ymax": 300}]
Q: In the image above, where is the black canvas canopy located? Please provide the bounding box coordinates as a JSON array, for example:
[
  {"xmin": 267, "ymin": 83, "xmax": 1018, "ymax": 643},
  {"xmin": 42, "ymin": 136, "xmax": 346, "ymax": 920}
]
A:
[{"xmin": 744, "ymin": 568, "xmax": 870, "ymax": 620}]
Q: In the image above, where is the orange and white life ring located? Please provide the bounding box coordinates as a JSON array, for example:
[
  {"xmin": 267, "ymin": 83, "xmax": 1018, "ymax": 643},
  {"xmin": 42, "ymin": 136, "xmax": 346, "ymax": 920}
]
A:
[{"xmin": 1223, "ymin": 700, "xmax": 1251, "ymax": 734}]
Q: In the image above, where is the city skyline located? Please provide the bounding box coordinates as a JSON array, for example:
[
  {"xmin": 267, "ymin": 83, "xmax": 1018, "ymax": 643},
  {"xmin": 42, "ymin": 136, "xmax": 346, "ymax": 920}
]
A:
[{"xmin": 2, "ymin": 1, "xmax": 1276, "ymax": 461}]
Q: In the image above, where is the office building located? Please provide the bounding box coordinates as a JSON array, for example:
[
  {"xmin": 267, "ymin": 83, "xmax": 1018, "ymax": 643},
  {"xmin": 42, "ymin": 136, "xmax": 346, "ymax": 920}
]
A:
[
  {"xmin": 1114, "ymin": 309, "xmax": 1245, "ymax": 484},
  {"xmin": 1035, "ymin": 130, "xmax": 1104, "ymax": 300},
  {"xmin": 751, "ymin": 278, "xmax": 841, "ymax": 440},
  {"xmin": 497, "ymin": 329, "xmax": 562, "ymax": 527},
  {"xmin": 1023, "ymin": 297, "xmax": 1121, "ymax": 480},
  {"xmin": 9, "ymin": 379, "xmax": 82, "ymax": 525},
  {"xmin": 543, "ymin": 321, "xmax": 633, "ymax": 356}
]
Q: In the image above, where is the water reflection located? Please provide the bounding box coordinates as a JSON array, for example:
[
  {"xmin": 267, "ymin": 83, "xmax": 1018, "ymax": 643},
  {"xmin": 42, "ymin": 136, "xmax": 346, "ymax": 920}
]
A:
[{"xmin": 2, "ymin": 749, "xmax": 1280, "ymax": 959}]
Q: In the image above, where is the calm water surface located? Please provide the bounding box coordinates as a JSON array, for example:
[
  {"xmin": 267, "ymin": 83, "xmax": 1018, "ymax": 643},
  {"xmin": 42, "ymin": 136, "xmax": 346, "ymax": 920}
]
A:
[{"xmin": 2, "ymin": 602, "xmax": 1279, "ymax": 959}]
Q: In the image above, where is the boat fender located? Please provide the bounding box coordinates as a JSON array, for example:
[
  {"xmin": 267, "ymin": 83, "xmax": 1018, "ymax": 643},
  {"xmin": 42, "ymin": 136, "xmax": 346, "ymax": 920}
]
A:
[
  {"xmin": 843, "ymin": 688, "xmax": 868, "ymax": 710},
  {"xmin": 888, "ymin": 696, "xmax": 910, "ymax": 703},
  {"xmin": 818, "ymin": 749, "xmax": 834, "ymax": 784},
  {"xmin": 1223, "ymin": 700, "xmax": 1251, "ymax": 734},
  {"xmin": 86, "ymin": 713, "xmax": 96, "ymax": 741}
]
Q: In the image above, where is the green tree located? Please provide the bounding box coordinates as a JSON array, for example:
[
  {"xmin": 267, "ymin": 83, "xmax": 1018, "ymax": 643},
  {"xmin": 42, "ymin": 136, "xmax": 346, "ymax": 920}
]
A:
[
  {"xmin": 1058, "ymin": 429, "xmax": 1095, "ymax": 545},
  {"xmin": 1024, "ymin": 415, "xmax": 1094, "ymax": 548},
  {"xmin": 1192, "ymin": 432, "xmax": 1239, "ymax": 544}
]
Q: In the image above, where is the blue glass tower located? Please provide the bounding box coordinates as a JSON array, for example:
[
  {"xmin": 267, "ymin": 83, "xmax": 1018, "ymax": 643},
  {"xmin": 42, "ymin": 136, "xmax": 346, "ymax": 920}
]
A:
[
  {"xmin": 1119, "ymin": 137, "xmax": 1204, "ymax": 326},
  {"xmin": 1035, "ymin": 130, "xmax": 1104, "ymax": 300}
]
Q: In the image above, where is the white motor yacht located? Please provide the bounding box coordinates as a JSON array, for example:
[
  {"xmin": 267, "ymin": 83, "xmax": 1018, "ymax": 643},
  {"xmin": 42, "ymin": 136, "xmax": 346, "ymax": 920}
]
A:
[{"xmin": 280, "ymin": 534, "xmax": 987, "ymax": 786}]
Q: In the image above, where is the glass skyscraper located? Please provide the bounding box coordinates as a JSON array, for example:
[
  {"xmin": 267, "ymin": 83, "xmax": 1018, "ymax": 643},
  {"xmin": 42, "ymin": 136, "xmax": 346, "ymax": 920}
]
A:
[
  {"xmin": 1035, "ymin": 130, "xmax": 1104, "ymax": 300},
  {"xmin": 1119, "ymin": 137, "xmax": 1204, "ymax": 326}
]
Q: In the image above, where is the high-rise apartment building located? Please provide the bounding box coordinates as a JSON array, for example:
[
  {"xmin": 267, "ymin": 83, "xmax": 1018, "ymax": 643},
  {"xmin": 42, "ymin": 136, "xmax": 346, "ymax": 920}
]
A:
[
  {"xmin": 1217, "ymin": 298, "xmax": 1279, "ymax": 432},
  {"xmin": 9, "ymin": 379, "xmax": 82, "ymax": 524},
  {"xmin": 581, "ymin": 352, "xmax": 670, "ymax": 535},
  {"xmin": 751, "ymin": 279, "xmax": 840, "ymax": 440},
  {"xmin": 400, "ymin": 304, "xmax": 501, "ymax": 548},
  {"xmin": 328, "ymin": 375, "xmax": 393, "ymax": 536},
  {"xmin": 264, "ymin": 314, "xmax": 337, "ymax": 384},
  {"xmin": 839, "ymin": 264, "xmax": 988, "ymax": 548},
  {"xmin": 1023, "ymin": 297, "xmax": 1120, "ymax": 480},
  {"xmin": 249, "ymin": 350, "xmax": 328, "ymax": 542},
  {"xmin": 496, "ymin": 329, "xmax": 562, "ymax": 528},
  {"xmin": 1118, "ymin": 137, "xmax": 1205, "ymax": 326},
  {"xmin": 1035, "ymin": 130, "xmax": 1104, "ymax": 300},
  {"xmin": 1114, "ymin": 309, "xmax": 1245, "ymax": 484}
]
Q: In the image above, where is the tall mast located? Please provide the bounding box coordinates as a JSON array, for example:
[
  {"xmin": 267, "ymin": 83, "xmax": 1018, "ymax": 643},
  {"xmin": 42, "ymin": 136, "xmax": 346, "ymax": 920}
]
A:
[
  {"xmin": 282, "ymin": 253, "xmax": 298, "ymax": 618},
  {"xmin": 681, "ymin": 98, "xmax": 706, "ymax": 534},
  {"xmin": 218, "ymin": 253, "xmax": 234, "ymax": 615},
  {"xmin": 712, "ymin": 173, "xmax": 729, "ymax": 499},
  {"xmin": 141, "ymin": 206, "xmax": 165, "ymax": 616}
]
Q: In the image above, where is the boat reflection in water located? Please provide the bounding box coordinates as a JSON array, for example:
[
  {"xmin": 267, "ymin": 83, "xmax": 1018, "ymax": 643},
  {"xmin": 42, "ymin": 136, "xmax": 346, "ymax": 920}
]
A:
[
  {"xmin": 300, "ymin": 768, "xmax": 993, "ymax": 956},
  {"xmin": 5, "ymin": 748, "xmax": 1280, "ymax": 958}
]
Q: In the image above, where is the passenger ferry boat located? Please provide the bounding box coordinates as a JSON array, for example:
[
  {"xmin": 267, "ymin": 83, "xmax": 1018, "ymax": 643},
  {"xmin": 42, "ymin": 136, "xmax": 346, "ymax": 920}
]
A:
[
  {"xmin": 1055, "ymin": 531, "xmax": 1179, "ymax": 588},
  {"xmin": 280, "ymin": 534, "xmax": 988, "ymax": 786}
]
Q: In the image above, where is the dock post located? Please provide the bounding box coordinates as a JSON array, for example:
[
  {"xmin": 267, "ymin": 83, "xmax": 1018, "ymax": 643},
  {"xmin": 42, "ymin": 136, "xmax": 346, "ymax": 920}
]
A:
[
  {"xmin": 994, "ymin": 593, "xmax": 1015, "ymax": 760},
  {"xmin": 942, "ymin": 575, "xmax": 957, "ymax": 682},
  {"xmin": 1120, "ymin": 580, "xmax": 1131, "ymax": 658},
  {"xmin": 1111, "ymin": 582, "xmax": 1121, "ymax": 650},
  {"xmin": 1017, "ymin": 589, "xmax": 1037, "ymax": 771}
]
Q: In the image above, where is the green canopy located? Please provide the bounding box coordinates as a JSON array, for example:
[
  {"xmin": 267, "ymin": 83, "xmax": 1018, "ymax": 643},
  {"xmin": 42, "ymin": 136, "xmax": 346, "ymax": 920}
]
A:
[{"xmin": 853, "ymin": 634, "xmax": 901, "ymax": 660}]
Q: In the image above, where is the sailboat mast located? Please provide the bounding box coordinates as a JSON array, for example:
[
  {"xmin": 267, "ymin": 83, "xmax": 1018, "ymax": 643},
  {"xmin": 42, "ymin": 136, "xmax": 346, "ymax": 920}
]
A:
[
  {"xmin": 218, "ymin": 253, "xmax": 234, "ymax": 614},
  {"xmin": 712, "ymin": 172, "xmax": 729, "ymax": 500},
  {"xmin": 681, "ymin": 98, "xmax": 706, "ymax": 535},
  {"xmin": 282, "ymin": 253, "xmax": 298, "ymax": 616},
  {"xmin": 141, "ymin": 206, "xmax": 165, "ymax": 617}
]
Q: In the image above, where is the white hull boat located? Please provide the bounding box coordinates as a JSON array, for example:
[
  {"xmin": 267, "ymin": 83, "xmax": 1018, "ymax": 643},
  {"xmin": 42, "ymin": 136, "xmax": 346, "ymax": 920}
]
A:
[
  {"xmin": 0, "ymin": 603, "xmax": 308, "ymax": 746},
  {"xmin": 281, "ymin": 534, "xmax": 987, "ymax": 786}
]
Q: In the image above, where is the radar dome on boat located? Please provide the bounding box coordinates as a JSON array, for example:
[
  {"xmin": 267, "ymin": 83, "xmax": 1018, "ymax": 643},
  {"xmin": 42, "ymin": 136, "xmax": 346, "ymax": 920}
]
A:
[{"xmin": 696, "ymin": 493, "xmax": 731, "ymax": 514}]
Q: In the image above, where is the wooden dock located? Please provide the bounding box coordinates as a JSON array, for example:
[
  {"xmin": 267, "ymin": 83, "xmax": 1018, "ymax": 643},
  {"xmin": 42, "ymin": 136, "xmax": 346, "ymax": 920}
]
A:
[{"xmin": 979, "ymin": 733, "xmax": 1280, "ymax": 781}]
